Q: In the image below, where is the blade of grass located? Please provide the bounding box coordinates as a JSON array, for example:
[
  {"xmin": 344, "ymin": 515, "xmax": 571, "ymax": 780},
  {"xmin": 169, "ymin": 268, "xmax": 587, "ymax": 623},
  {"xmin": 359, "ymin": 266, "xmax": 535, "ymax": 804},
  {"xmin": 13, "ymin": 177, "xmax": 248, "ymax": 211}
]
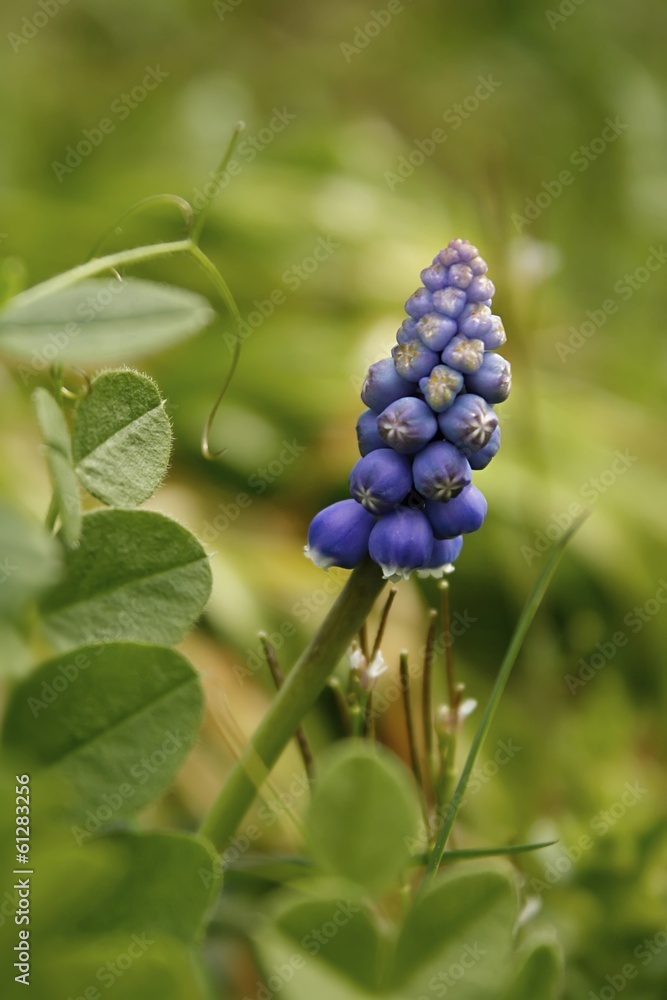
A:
[
  {"xmin": 420, "ymin": 512, "xmax": 588, "ymax": 895},
  {"xmin": 412, "ymin": 840, "xmax": 557, "ymax": 866}
]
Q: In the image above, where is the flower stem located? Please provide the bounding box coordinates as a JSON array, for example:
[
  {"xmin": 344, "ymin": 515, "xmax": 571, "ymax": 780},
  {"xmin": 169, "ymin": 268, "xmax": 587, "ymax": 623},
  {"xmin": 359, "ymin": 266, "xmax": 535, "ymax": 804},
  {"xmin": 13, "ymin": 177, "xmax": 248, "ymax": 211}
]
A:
[{"xmin": 200, "ymin": 557, "xmax": 386, "ymax": 852}]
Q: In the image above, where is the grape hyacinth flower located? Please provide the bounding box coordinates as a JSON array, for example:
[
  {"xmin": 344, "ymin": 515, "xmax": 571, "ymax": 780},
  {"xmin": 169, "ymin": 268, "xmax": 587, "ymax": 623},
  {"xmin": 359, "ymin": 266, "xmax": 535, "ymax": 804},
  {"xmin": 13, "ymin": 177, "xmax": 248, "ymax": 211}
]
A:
[{"xmin": 306, "ymin": 237, "xmax": 511, "ymax": 580}]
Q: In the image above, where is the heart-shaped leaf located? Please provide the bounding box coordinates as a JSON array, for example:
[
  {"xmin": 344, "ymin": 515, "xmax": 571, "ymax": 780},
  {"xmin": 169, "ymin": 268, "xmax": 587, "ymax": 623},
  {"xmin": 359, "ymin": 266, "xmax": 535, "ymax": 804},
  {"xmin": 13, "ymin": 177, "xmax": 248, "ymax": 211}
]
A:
[
  {"xmin": 0, "ymin": 278, "xmax": 214, "ymax": 364},
  {"xmin": 304, "ymin": 740, "xmax": 421, "ymax": 892},
  {"xmin": 390, "ymin": 867, "xmax": 519, "ymax": 997},
  {"xmin": 1, "ymin": 642, "xmax": 204, "ymax": 823},
  {"xmin": 39, "ymin": 508, "xmax": 212, "ymax": 649},
  {"xmin": 72, "ymin": 369, "xmax": 172, "ymax": 508}
]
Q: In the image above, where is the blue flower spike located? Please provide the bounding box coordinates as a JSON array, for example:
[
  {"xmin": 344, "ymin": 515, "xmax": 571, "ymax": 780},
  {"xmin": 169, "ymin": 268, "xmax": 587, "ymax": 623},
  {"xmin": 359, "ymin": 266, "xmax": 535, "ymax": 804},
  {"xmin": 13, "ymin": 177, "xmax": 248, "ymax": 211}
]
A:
[{"xmin": 305, "ymin": 238, "xmax": 510, "ymax": 576}]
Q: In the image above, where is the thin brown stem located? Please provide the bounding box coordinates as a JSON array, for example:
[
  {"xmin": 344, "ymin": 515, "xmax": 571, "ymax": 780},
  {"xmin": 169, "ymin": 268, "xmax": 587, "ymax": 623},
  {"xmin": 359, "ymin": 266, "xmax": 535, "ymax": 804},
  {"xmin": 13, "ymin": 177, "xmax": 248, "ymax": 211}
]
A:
[
  {"xmin": 400, "ymin": 651, "xmax": 423, "ymax": 791},
  {"xmin": 357, "ymin": 622, "xmax": 369, "ymax": 663},
  {"xmin": 370, "ymin": 586, "xmax": 397, "ymax": 663},
  {"xmin": 259, "ymin": 632, "xmax": 315, "ymax": 782},
  {"xmin": 421, "ymin": 609, "xmax": 438, "ymax": 798}
]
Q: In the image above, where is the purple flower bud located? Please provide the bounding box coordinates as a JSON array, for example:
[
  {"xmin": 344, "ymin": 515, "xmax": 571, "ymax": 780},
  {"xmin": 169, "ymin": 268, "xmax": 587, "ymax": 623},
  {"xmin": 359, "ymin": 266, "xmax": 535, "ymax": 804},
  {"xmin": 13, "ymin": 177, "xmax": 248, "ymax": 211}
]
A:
[
  {"xmin": 350, "ymin": 450, "xmax": 413, "ymax": 514},
  {"xmin": 432, "ymin": 286, "xmax": 467, "ymax": 319},
  {"xmin": 361, "ymin": 358, "xmax": 415, "ymax": 413},
  {"xmin": 458, "ymin": 303, "xmax": 493, "ymax": 339},
  {"xmin": 447, "ymin": 263, "xmax": 473, "ymax": 289},
  {"xmin": 438, "ymin": 394, "xmax": 498, "ymax": 452},
  {"xmin": 425, "ymin": 485, "xmax": 488, "ymax": 538},
  {"xmin": 417, "ymin": 535, "xmax": 464, "ymax": 577},
  {"xmin": 356, "ymin": 409, "xmax": 385, "ymax": 456},
  {"xmin": 469, "ymin": 255, "xmax": 488, "ymax": 276},
  {"xmin": 465, "ymin": 425, "xmax": 500, "ymax": 470},
  {"xmin": 438, "ymin": 239, "xmax": 479, "ymax": 266},
  {"xmin": 378, "ymin": 397, "xmax": 438, "ymax": 454},
  {"xmin": 368, "ymin": 507, "xmax": 434, "ymax": 580},
  {"xmin": 441, "ymin": 335, "xmax": 485, "ymax": 374},
  {"xmin": 467, "ymin": 276, "xmax": 496, "ymax": 302},
  {"xmin": 479, "ymin": 314, "xmax": 507, "ymax": 350},
  {"xmin": 305, "ymin": 499, "xmax": 375, "ymax": 570},
  {"xmin": 412, "ymin": 441, "xmax": 472, "ymax": 501},
  {"xmin": 415, "ymin": 312, "xmax": 458, "ymax": 352},
  {"xmin": 418, "ymin": 364, "xmax": 464, "ymax": 413},
  {"xmin": 405, "ymin": 287, "xmax": 433, "ymax": 319},
  {"xmin": 465, "ymin": 353, "xmax": 512, "ymax": 403},
  {"xmin": 420, "ymin": 263, "xmax": 448, "ymax": 291},
  {"xmin": 392, "ymin": 339, "xmax": 440, "ymax": 382},
  {"xmin": 396, "ymin": 318, "xmax": 418, "ymax": 343}
]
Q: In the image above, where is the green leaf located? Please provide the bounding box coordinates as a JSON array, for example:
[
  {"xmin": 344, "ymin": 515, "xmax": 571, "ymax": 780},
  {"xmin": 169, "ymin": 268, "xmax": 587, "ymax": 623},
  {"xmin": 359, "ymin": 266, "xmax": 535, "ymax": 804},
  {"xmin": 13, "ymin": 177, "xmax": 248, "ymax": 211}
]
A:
[
  {"xmin": 0, "ymin": 277, "xmax": 214, "ymax": 364},
  {"xmin": 39, "ymin": 508, "xmax": 212, "ymax": 649},
  {"xmin": 390, "ymin": 867, "xmax": 519, "ymax": 997},
  {"xmin": 303, "ymin": 740, "xmax": 421, "ymax": 892},
  {"xmin": 30, "ymin": 936, "xmax": 210, "ymax": 1000},
  {"xmin": 0, "ymin": 500, "xmax": 61, "ymax": 615},
  {"xmin": 0, "ymin": 619, "xmax": 32, "ymax": 677},
  {"xmin": 33, "ymin": 387, "xmax": 82, "ymax": 547},
  {"xmin": 503, "ymin": 937, "xmax": 563, "ymax": 1000},
  {"xmin": 273, "ymin": 893, "xmax": 385, "ymax": 993},
  {"xmin": 1, "ymin": 642, "xmax": 204, "ymax": 822},
  {"xmin": 72, "ymin": 369, "xmax": 172, "ymax": 508},
  {"xmin": 64, "ymin": 832, "xmax": 219, "ymax": 944}
]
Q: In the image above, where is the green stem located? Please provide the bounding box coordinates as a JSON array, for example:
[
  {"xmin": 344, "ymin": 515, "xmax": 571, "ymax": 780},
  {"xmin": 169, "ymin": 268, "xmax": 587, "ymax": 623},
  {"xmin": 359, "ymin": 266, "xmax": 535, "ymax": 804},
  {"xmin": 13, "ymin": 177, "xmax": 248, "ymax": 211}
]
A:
[
  {"xmin": 9, "ymin": 239, "xmax": 193, "ymax": 310},
  {"xmin": 200, "ymin": 558, "xmax": 385, "ymax": 852},
  {"xmin": 420, "ymin": 513, "xmax": 588, "ymax": 894},
  {"xmin": 44, "ymin": 493, "xmax": 59, "ymax": 532}
]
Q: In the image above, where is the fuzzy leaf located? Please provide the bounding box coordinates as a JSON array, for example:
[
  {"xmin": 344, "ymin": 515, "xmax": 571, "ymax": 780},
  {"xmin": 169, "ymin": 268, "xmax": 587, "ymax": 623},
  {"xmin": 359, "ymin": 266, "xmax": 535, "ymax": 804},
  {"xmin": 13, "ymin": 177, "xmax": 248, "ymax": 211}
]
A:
[
  {"xmin": 1, "ymin": 642, "xmax": 204, "ymax": 823},
  {"xmin": 0, "ymin": 500, "xmax": 61, "ymax": 615},
  {"xmin": 0, "ymin": 277, "xmax": 214, "ymax": 364},
  {"xmin": 304, "ymin": 740, "xmax": 421, "ymax": 892},
  {"xmin": 72, "ymin": 369, "xmax": 172, "ymax": 507},
  {"xmin": 33, "ymin": 387, "xmax": 82, "ymax": 547},
  {"xmin": 39, "ymin": 508, "xmax": 212, "ymax": 649}
]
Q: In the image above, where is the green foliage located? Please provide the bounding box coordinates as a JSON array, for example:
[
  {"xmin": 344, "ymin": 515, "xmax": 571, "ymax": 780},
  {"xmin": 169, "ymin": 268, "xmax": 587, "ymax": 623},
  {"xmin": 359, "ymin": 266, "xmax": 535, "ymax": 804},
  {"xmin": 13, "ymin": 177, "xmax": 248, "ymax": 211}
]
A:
[
  {"xmin": 2, "ymin": 642, "xmax": 204, "ymax": 823},
  {"xmin": 503, "ymin": 938, "xmax": 564, "ymax": 1000},
  {"xmin": 0, "ymin": 501, "xmax": 61, "ymax": 616},
  {"xmin": 72, "ymin": 368, "xmax": 172, "ymax": 507},
  {"xmin": 0, "ymin": 278, "xmax": 214, "ymax": 364},
  {"xmin": 39, "ymin": 509, "xmax": 212, "ymax": 649},
  {"xmin": 32, "ymin": 386, "xmax": 82, "ymax": 547},
  {"xmin": 303, "ymin": 740, "xmax": 421, "ymax": 892}
]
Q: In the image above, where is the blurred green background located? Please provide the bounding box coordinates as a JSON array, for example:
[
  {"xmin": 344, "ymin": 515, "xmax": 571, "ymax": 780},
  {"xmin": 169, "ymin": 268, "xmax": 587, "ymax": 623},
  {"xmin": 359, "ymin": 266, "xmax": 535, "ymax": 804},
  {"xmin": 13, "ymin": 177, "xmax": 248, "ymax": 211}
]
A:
[{"xmin": 1, "ymin": 0, "xmax": 666, "ymax": 996}]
